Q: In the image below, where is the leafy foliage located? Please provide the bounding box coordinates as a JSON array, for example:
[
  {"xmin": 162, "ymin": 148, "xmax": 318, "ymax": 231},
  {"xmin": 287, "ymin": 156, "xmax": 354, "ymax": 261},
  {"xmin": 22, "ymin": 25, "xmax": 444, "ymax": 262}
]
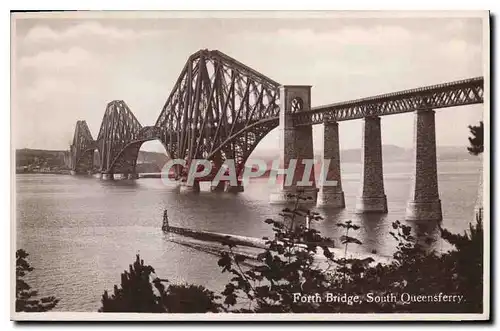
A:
[
  {"xmin": 467, "ymin": 121, "xmax": 484, "ymax": 155},
  {"xmin": 16, "ymin": 249, "xmax": 59, "ymax": 312},
  {"xmin": 162, "ymin": 284, "xmax": 221, "ymax": 313},
  {"xmin": 100, "ymin": 186, "xmax": 483, "ymax": 313},
  {"xmin": 216, "ymin": 193, "xmax": 331, "ymax": 312},
  {"xmin": 217, "ymin": 193, "xmax": 484, "ymax": 313},
  {"xmin": 217, "ymin": 193, "xmax": 362, "ymax": 313},
  {"xmin": 99, "ymin": 255, "xmax": 164, "ymax": 312},
  {"xmin": 99, "ymin": 254, "xmax": 221, "ymax": 313},
  {"xmin": 439, "ymin": 212, "xmax": 483, "ymax": 313}
]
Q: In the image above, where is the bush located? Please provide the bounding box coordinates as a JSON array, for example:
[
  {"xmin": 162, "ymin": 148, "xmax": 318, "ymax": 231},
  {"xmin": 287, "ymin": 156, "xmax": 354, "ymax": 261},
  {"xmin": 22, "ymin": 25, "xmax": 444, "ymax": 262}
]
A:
[
  {"xmin": 99, "ymin": 255, "xmax": 221, "ymax": 313},
  {"xmin": 99, "ymin": 194, "xmax": 484, "ymax": 314},
  {"xmin": 217, "ymin": 193, "xmax": 484, "ymax": 313},
  {"xmin": 99, "ymin": 255, "xmax": 164, "ymax": 313},
  {"xmin": 16, "ymin": 249, "xmax": 59, "ymax": 312},
  {"xmin": 164, "ymin": 284, "xmax": 221, "ymax": 313}
]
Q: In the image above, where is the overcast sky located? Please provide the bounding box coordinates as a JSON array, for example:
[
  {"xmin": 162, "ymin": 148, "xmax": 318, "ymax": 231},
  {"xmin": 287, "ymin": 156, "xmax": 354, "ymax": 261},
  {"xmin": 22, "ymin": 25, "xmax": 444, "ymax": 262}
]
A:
[{"xmin": 12, "ymin": 12, "xmax": 485, "ymax": 154}]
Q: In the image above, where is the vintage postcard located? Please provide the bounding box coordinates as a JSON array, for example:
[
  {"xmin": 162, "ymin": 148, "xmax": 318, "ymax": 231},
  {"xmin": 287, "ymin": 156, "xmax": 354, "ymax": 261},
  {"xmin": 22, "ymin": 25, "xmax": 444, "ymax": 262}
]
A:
[{"xmin": 11, "ymin": 10, "xmax": 490, "ymax": 321}]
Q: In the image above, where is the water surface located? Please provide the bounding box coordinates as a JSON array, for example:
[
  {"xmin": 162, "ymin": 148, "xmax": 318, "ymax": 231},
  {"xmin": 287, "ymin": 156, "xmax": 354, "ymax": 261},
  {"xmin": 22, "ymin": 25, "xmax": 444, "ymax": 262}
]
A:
[{"xmin": 16, "ymin": 160, "xmax": 481, "ymax": 311}]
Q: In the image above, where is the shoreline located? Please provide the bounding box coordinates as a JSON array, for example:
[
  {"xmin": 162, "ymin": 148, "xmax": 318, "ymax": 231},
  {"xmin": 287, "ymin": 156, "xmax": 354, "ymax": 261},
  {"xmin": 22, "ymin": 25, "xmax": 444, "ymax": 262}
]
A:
[{"xmin": 16, "ymin": 170, "xmax": 71, "ymax": 175}]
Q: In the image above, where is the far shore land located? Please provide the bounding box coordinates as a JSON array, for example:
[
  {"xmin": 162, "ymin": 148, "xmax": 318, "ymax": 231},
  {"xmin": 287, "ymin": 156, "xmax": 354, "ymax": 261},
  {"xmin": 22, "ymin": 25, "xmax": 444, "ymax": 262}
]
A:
[
  {"xmin": 16, "ymin": 169, "xmax": 72, "ymax": 175},
  {"xmin": 15, "ymin": 145, "xmax": 481, "ymax": 177}
]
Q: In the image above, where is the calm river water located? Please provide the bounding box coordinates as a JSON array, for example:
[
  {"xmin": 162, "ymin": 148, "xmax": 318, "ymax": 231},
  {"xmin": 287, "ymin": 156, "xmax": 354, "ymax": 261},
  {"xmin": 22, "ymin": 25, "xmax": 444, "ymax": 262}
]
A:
[{"xmin": 16, "ymin": 160, "xmax": 481, "ymax": 311}]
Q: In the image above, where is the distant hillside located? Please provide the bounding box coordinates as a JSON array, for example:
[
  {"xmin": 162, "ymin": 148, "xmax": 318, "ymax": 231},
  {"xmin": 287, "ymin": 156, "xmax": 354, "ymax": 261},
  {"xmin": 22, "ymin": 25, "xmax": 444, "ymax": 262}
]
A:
[
  {"xmin": 16, "ymin": 148, "xmax": 69, "ymax": 168},
  {"xmin": 136, "ymin": 162, "xmax": 162, "ymax": 173},
  {"xmin": 339, "ymin": 145, "xmax": 409, "ymax": 163},
  {"xmin": 16, "ymin": 145, "xmax": 478, "ymax": 172},
  {"xmin": 435, "ymin": 146, "xmax": 482, "ymax": 162},
  {"xmin": 251, "ymin": 145, "xmax": 480, "ymax": 164},
  {"xmin": 16, "ymin": 148, "xmax": 170, "ymax": 170},
  {"xmin": 136, "ymin": 151, "xmax": 170, "ymax": 169},
  {"xmin": 337, "ymin": 145, "xmax": 480, "ymax": 163}
]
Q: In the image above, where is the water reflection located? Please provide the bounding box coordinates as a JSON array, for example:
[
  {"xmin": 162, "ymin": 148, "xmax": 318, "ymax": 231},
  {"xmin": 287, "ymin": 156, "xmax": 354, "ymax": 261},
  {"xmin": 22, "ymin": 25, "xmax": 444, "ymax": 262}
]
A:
[
  {"xmin": 15, "ymin": 160, "xmax": 480, "ymax": 311},
  {"xmin": 410, "ymin": 219, "xmax": 441, "ymax": 252},
  {"xmin": 357, "ymin": 213, "xmax": 388, "ymax": 256},
  {"xmin": 99, "ymin": 179, "xmax": 139, "ymax": 188}
]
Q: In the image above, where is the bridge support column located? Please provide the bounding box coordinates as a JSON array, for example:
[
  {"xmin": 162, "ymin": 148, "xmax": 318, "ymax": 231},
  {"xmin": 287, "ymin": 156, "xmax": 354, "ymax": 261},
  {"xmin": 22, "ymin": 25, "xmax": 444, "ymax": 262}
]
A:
[
  {"xmin": 355, "ymin": 116, "xmax": 387, "ymax": 213},
  {"xmin": 406, "ymin": 109, "xmax": 442, "ymax": 221},
  {"xmin": 102, "ymin": 173, "xmax": 114, "ymax": 180},
  {"xmin": 179, "ymin": 180, "xmax": 200, "ymax": 193},
  {"xmin": 224, "ymin": 180, "xmax": 244, "ymax": 193},
  {"xmin": 317, "ymin": 120, "xmax": 345, "ymax": 208},
  {"xmin": 269, "ymin": 85, "xmax": 317, "ymax": 204},
  {"xmin": 210, "ymin": 152, "xmax": 226, "ymax": 192},
  {"xmin": 128, "ymin": 173, "xmax": 139, "ymax": 180},
  {"xmin": 210, "ymin": 181, "xmax": 225, "ymax": 192}
]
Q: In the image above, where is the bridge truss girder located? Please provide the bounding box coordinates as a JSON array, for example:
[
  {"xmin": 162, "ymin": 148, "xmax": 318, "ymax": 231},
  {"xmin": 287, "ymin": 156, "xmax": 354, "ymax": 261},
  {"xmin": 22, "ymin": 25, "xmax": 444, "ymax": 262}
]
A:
[
  {"xmin": 69, "ymin": 49, "xmax": 484, "ymax": 179},
  {"xmin": 292, "ymin": 77, "xmax": 484, "ymax": 126},
  {"xmin": 155, "ymin": 49, "xmax": 281, "ymax": 174},
  {"xmin": 96, "ymin": 100, "xmax": 143, "ymax": 173},
  {"xmin": 104, "ymin": 130, "xmax": 165, "ymax": 175},
  {"xmin": 70, "ymin": 120, "xmax": 96, "ymax": 173}
]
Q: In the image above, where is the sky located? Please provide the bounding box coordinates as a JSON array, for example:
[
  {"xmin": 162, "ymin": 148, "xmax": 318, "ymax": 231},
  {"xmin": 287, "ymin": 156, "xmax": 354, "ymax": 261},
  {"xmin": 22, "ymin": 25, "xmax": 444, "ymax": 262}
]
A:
[{"xmin": 12, "ymin": 12, "xmax": 486, "ymax": 154}]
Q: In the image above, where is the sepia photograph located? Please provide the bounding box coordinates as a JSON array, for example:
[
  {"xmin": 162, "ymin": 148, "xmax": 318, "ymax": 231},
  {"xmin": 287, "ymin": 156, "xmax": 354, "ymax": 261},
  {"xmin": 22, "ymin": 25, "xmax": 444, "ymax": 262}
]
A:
[{"xmin": 10, "ymin": 10, "xmax": 490, "ymax": 321}]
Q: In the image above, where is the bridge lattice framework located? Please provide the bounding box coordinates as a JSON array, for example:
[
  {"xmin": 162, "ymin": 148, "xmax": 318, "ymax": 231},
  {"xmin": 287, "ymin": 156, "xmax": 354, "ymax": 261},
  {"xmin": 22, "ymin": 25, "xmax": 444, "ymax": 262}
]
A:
[{"xmin": 69, "ymin": 49, "xmax": 484, "ymax": 219}]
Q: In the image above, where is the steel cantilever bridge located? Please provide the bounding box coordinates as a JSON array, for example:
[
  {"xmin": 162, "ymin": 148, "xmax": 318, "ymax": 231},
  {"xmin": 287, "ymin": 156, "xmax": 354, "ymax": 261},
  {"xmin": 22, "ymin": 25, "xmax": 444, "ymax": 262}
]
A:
[{"xmin": 69, "ymin": 49, "xmax": 484, "ymax": 178}]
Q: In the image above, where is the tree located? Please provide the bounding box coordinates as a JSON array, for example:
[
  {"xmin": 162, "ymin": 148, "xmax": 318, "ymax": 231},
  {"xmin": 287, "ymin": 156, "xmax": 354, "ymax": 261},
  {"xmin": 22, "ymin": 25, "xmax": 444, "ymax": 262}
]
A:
[
  {"xmin": 467, "ymin": 120, "xmax": 484, "ymax": 218},
  {"xmin": 217, "ymin": 193, "xmax": 484, "ymax": 313},
  {"xmin": 99, "ymin": 255, "xmax": 221, "ymax": 313},
  {"xmin": 16, "ymin": 249, "xmax": 59, "ymax": 312},
  {"xmin": 163, "ymin": 284, "xmax": 221, "ymax": 313},
  {"xmin": 99, "ymin": 255, "xmax": 164, "ymax": 313},
  {"xmin": 439, "ymin": 212, "xmax": 483, "ymax": 313},
  {"xmin": 467, "ymin": 121, "xmax": 483, "ymax": 155},
  {"xmin": 217, "ymin": 193, "xmax": 342, "ymax": 313}
]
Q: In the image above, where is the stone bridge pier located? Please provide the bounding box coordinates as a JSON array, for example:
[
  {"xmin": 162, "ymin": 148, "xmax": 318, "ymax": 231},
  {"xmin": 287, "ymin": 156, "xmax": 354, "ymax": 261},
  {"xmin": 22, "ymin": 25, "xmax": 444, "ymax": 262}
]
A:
[
  {"xmin": 270, "ymin": 85, "xmax": 318, "ymax": 204},
  {"xmin": 223, "ymin": 181, "xmax": 244, "ymax": 193},
  {"xmin": 406, "ymin": 109, "xmax": 442, "ymax": 221},
  {"xmin": 179, "ymin": 159, "xmax": 201, "ymax": 193},
  {"xmin": 128, "ymin": 173, "xmax": 139, "ymax": 180},
  {"xmin": 102, "ymin": 172, "xmax": 114, "ymax": 180},
  {"xmin": 100, "ymin": 171, "xmax": 138, "ymax": 180},
  {"xmin": 209, "ymin": 152, "xmax": 225, "ymax": 192},
  {"xmin": 211, "ymin": 178, "xmax": 245, "ymax": 193},
  {"xmin": 208, "ymin": 152, "xmax": 245, "ymax": 193},
  {"xmin": 317, "ymin": 119, "xmax": 345, "ymax": 207},
  {"xmin": 355, "ymin": 116, "xmax": 388, "ymax": 213},
  {"xmin": 179, "ymin": 180, "xmax": 200, "ymax": 193}
]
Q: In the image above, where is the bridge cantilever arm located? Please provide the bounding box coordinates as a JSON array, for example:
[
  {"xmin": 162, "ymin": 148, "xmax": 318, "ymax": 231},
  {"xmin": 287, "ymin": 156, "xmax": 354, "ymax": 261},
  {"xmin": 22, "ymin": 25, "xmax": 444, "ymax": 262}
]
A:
[
  {"xmin": 206, "ymin": 117, "xmax": 279, "ymax": 161},
  {"xmin": 209, "ymin": 50, "xmax": 281, "ymax": 88}
]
